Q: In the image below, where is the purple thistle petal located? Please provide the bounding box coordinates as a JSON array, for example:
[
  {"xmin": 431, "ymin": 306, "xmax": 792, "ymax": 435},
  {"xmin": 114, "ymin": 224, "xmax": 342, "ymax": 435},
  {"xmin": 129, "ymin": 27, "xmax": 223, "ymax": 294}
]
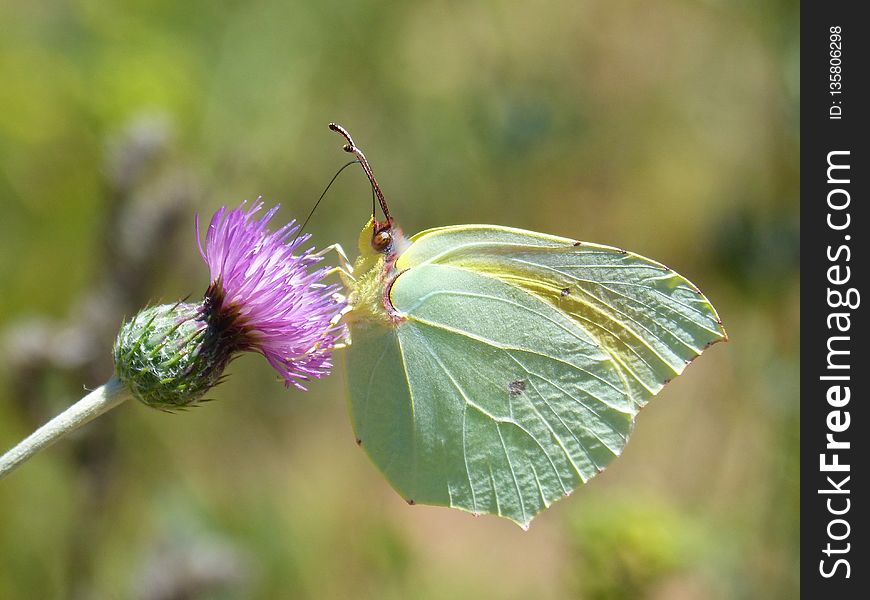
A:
[{"xmin": 198, "ymin": 200, "xmax": 346, "ymax": 389}]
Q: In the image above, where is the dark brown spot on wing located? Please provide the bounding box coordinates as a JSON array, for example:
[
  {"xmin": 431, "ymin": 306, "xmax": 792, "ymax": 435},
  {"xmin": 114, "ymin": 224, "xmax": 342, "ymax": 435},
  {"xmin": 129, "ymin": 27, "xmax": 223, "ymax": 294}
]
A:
[{"xmin": 508, "ymin": 380, "xmax": 527, "ymax": 396}]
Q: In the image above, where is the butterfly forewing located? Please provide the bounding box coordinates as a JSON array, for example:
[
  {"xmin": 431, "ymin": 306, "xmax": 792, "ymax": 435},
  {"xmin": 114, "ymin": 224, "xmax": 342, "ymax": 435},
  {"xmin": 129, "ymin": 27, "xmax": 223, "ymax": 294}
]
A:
[{"xmin": 398, "ymin": 225, "xmax": 726, "ymax": 407}]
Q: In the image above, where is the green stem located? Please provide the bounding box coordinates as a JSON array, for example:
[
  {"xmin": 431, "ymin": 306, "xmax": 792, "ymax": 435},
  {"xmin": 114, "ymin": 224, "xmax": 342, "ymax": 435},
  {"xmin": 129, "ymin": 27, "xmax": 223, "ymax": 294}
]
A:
[{"xmin": 0, "ymin": 377, "xmax": 130, "ymax": 481}]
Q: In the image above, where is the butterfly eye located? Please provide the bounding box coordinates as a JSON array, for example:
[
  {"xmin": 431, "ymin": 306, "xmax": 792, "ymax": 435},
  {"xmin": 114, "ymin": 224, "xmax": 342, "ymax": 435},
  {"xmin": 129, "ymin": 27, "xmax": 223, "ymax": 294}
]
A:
[{"xmin": 372, "ymin": 230, "xmax": 393, "ymax": 252}]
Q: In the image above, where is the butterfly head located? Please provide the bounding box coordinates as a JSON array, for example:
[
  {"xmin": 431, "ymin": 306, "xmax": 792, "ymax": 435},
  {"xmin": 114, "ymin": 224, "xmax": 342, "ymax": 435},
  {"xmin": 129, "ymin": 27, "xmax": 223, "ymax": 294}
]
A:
[
  {"xmin": 372, "ymin": 217, "xmax": 394, "ymax": 253},
  {"xmin": 357, "ymin": 216, "xmax": 408, "ymax": 259}
]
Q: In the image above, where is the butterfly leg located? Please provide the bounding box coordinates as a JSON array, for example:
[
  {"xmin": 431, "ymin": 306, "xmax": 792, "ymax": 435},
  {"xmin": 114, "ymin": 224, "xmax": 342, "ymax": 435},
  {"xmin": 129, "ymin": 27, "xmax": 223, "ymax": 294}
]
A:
[
  {"xmin": 328, "ymin": 285, "xmax": 354, "ymax": 349},
  {"xmin": 314, "ymin": 243, "xmax": 355, "ymax": 282},
  {"xmin": 312, "ymin": 243, "xmax": 355, "ymax": 347},
  {"xmin": 330, "ymin": 300, "xmax": 353, "ymax": 349}
]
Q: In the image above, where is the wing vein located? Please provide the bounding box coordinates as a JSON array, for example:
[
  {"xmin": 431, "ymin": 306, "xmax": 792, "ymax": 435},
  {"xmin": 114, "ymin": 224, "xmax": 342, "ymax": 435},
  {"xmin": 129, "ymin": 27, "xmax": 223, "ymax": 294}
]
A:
[{"xmin": 410, "ymin": 317, "xmax": 632, "ymax": 409}]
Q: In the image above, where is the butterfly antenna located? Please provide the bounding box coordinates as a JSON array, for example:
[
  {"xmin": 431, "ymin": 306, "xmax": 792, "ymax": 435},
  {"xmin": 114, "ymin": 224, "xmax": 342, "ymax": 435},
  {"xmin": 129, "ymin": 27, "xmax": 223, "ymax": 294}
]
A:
[
  {"xmin": 292, "ymin": 159, "xmax": 360, "ymax": 243},
  {"xmin": 328, "ymin": 123, "xmax": 392, "ymax": 222}
]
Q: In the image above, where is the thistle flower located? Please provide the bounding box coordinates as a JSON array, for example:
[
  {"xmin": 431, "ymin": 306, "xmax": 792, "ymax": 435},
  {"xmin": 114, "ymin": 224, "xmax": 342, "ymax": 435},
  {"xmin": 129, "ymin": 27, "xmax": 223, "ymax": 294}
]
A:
[
  {"xmin": 1, "ymin": 201, "xmax": 346, "ymax": 478},
  {"xmin": 115, "ymin": 201, "xmax": 346, "ymax": 409},
  {"xmin": 198, "ymin": 201, "xmax": 344, "ymax": 387}
]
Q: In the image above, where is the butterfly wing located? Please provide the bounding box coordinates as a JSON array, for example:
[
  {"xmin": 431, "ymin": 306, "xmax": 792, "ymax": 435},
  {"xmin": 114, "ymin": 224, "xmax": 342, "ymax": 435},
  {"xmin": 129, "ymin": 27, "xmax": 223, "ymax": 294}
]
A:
[{"xmin": 345, "ymin": 225, "xmax": 726, "ymax": 527}]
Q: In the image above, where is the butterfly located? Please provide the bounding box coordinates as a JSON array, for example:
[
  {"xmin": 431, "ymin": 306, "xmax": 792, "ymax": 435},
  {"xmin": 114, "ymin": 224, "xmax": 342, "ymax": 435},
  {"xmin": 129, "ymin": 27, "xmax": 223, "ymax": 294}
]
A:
[{"xmin": 327, "ymin": 123, "xmax": 727, "ymax": 528}]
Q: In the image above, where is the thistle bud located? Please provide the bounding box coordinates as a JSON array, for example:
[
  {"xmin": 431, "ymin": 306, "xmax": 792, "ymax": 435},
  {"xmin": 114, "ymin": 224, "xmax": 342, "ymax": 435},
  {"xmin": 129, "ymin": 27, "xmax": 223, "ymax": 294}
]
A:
[{"xmin": 113, "ymin": 303, "xmax": 230, "ymax": 409}]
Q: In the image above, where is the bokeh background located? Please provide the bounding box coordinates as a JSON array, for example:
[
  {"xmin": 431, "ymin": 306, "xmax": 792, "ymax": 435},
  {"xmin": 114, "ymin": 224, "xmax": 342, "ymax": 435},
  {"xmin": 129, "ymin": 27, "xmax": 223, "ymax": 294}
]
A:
[{"xmin": 0, "ymin": 1, "xmax": 798, "ymax": 598}]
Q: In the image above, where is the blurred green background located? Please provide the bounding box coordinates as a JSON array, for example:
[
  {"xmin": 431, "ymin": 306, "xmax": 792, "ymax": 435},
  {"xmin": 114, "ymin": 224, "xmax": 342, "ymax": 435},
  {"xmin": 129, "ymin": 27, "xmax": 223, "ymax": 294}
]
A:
[{"xmin": 0, "ymin": 1, "xmax": 798, "ymax": 598}]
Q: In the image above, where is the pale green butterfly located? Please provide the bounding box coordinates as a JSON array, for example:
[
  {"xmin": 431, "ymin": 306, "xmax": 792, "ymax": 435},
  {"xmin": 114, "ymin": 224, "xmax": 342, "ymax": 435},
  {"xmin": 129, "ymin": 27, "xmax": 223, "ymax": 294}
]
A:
[{"xmin": 327, "ymin": 124, "xmax": 727, "ymax": 528}]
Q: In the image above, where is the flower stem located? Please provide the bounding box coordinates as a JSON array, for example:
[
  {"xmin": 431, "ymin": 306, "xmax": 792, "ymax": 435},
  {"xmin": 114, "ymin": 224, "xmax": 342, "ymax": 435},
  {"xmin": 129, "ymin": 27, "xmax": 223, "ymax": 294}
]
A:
[{"xmin": 0, "ymin": 377, "xmax": 131, "ymax": 481}]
